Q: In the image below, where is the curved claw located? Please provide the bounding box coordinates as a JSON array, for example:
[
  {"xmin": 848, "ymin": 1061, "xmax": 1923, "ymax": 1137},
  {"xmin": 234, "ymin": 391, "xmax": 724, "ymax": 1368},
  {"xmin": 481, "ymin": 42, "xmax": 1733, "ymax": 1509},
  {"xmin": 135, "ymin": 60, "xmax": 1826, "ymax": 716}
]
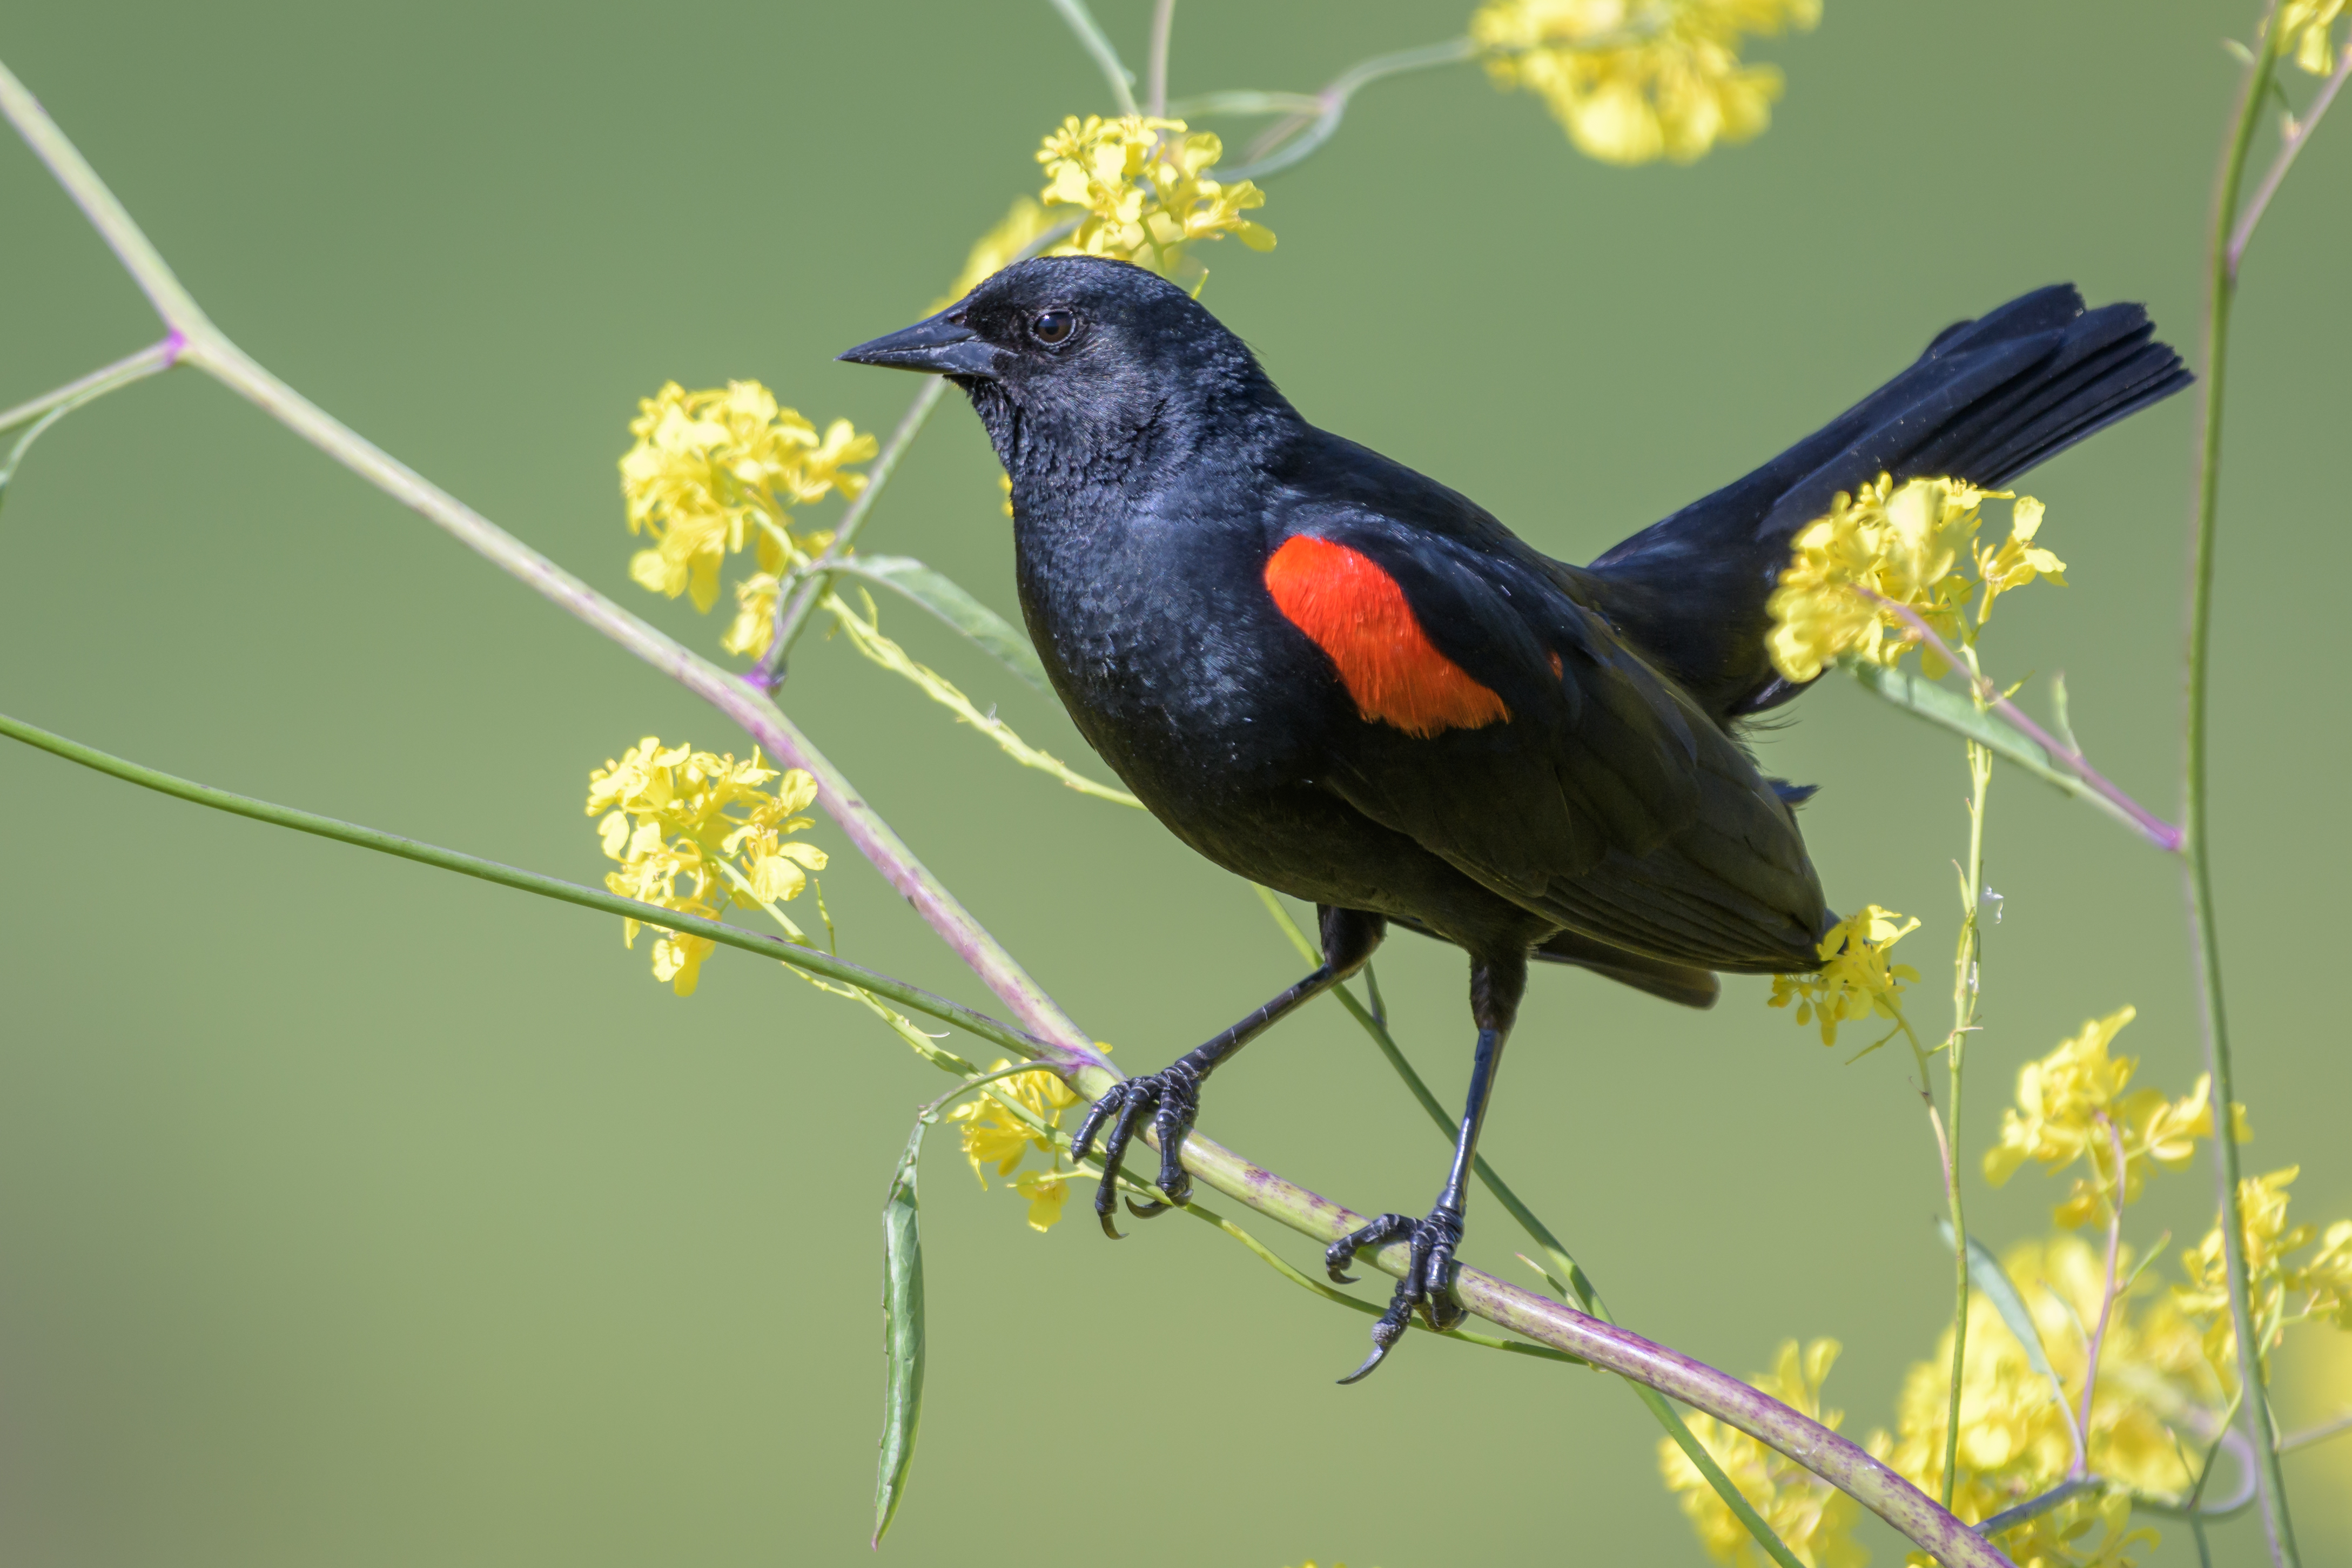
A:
[
  {"xmin": 1073, "ymin": 1062, "xmax": 1205, "ymax": 1240},
  {"xmin": 1326, "ymin": 1266, "xmax": 1359, "ymax": 1286},
  {"xmin": 1336, "ymin": 1340, "xmax": 1393, "ymax": 1385}
]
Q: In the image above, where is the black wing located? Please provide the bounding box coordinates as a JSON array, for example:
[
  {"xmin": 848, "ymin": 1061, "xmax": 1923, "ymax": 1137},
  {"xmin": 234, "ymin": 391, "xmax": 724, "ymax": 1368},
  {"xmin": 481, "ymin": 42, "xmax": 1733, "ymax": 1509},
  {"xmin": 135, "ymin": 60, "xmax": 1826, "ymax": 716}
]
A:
[{"xmin": 1289, "ymin": 507, "xmax": 1827, "ymax": 973}]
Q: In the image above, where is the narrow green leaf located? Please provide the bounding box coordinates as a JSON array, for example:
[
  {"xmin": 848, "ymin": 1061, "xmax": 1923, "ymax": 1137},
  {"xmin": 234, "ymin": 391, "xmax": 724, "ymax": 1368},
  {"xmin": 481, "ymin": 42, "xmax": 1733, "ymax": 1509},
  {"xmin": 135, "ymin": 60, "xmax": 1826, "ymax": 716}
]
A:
[
  {"xmin": 1845, "ymin": 659, "xmax": 2148, "ymax": 840},
  {"xmin": 1940, "ymin": 1220, "xmax": 2067, "ymax": 1411},
  {"xmin": 872, "ymin": 1115, "xmax": 929, "ymax": 1546},
  {"xmin": 832, "ymin": 555, "xmax": 1050, "ymax": 694}
]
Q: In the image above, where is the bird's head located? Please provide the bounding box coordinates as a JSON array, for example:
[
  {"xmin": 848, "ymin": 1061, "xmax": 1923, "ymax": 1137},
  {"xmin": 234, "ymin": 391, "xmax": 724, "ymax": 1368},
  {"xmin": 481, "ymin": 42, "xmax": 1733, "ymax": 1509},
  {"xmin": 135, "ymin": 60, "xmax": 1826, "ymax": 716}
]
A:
[{"xmin": 837, "ymin": 255, "xmax": 1291, "ymax": 490}]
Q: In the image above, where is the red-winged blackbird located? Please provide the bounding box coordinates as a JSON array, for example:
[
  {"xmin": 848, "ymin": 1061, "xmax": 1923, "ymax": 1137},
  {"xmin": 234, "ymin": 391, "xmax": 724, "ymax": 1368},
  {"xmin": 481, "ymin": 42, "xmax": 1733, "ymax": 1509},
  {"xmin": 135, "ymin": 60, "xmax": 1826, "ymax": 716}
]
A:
[{"xmin": 842, "ymin": 259, "xmax": 2188, "ymax": 1380}]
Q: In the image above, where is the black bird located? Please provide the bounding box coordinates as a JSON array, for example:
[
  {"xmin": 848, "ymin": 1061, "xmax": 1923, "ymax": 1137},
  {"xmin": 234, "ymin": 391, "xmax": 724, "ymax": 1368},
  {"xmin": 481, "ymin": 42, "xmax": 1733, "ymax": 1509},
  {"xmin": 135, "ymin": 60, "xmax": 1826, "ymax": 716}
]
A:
[{"xmin": 841, "ymin": 258, "xmax": 2188, "ymax": 1380}]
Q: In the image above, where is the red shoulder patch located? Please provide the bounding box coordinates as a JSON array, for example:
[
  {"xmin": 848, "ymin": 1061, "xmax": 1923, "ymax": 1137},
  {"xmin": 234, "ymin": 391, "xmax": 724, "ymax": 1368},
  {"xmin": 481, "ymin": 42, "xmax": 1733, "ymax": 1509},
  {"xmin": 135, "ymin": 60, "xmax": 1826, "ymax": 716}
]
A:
[{"xmin": 1264, "ymin": 535, "xmax": 1510, "ymax": 738}]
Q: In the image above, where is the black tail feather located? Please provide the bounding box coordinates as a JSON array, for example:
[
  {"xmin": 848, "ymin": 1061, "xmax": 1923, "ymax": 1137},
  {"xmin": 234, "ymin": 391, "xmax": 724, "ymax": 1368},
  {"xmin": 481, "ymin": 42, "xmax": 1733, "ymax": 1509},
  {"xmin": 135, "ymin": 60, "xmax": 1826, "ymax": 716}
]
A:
[{"xmin": 1584, "ymin": 285, "xmax": 2191, "ymax": 722}]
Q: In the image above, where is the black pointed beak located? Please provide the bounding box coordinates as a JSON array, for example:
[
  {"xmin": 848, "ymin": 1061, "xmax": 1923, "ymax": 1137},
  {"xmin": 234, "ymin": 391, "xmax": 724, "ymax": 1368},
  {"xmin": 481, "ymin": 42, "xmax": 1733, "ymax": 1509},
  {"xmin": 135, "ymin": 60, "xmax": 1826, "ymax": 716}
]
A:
[{"xmin": 837, "ymin": 311, "xmax": 1005, "ymax": 379}]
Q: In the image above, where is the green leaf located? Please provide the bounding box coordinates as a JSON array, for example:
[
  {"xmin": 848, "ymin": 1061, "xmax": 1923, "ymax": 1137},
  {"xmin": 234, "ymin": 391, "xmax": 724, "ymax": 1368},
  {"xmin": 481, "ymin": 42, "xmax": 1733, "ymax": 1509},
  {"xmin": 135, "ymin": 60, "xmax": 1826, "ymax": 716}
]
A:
[
  {"xmin": 1940, "ymin": 1220, "xmax": 2068, "ymax": 1412},
  {"xmin": 1844, "ymin": 659, "xmax": 2149, "ymax": 841},
  {"xmin": 873, "ymin": 1114, "xmax": 929, "ymax": 1546},
  {"xmin": 832, "ymin": 555, "xmax": 1050, "ymax": 694}
]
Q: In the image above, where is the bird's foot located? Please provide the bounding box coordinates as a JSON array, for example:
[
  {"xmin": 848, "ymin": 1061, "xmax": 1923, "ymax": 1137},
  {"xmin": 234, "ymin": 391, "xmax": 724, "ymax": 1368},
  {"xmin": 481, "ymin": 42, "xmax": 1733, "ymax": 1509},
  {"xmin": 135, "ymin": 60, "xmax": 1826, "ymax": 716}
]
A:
[
  {"xmin": 1068, "ymin": 1059, "xmax": 1204, "ymax": 1239},
  {"xmin": 1324, "ymin": 1202, "xmax": 1466, "ymax": 1383}
]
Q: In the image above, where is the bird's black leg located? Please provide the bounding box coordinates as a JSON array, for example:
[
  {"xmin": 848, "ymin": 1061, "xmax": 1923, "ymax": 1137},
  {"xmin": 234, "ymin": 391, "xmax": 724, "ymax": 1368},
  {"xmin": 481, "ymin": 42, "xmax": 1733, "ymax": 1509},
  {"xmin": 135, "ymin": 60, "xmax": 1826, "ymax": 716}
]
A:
[
  {"xmin": 1071, "ymin": 905, "xmax": 1383, "ymax": 1237},
  {"xmin": 1325, "ymin": 948, "xmax": 1527, "ymax": 1383}
]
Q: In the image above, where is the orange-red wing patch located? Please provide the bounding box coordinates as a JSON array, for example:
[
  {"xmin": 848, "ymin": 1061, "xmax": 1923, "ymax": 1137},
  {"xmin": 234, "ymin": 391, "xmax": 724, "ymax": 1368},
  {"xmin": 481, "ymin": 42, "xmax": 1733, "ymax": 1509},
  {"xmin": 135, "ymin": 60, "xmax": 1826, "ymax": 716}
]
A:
[{"xmin": 1263, "ymin": 535, "xmax": 1510, "ymax": 738}]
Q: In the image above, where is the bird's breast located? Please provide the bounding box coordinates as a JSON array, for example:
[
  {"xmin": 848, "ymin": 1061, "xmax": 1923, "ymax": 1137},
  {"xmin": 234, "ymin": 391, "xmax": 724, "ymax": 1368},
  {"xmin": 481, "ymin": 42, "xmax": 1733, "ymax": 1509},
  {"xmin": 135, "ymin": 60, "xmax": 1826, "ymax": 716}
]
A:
[{"xmin": 1011, "ymin": 506, "xmax": 1338, "ymax": 805}]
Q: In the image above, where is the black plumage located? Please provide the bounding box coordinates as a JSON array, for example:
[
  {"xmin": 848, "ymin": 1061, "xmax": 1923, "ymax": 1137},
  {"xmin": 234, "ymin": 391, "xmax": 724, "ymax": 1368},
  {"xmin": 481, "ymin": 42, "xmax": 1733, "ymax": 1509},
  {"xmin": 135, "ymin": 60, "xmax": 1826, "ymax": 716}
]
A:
[{"xmin": 840, "ymin": 259, "xmax": 2187, "ymax": 1377}]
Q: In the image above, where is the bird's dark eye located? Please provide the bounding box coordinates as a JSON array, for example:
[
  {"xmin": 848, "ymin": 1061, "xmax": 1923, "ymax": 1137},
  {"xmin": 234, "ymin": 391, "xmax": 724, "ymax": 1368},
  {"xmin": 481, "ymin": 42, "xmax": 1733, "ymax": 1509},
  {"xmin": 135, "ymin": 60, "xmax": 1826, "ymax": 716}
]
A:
[{"xmin": 1030, "ymin": 309, "xmax": 1076, "ymax": 345}]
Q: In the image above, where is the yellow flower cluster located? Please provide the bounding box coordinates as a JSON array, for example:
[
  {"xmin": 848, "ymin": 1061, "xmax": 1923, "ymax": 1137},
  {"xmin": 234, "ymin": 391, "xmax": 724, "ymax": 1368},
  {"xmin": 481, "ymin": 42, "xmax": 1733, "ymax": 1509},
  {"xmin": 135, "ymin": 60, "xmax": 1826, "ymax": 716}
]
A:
[
  {"xmin": 1983, "ymin": 1007, "xmax": 2243, "ymax": 1228},
  {"xmin": 1034, "ymin": 115, "xmax": 1274, "ymax": 278},
  {"xmin": 586, "ymin": 737, "xmax": 826, "ymax": 995},
  {"xmin": 1472, "ymin": 0, "xmax": 1819, "ymax": 166},
  {"xmin": 949, "ymin": 1060, "xmax": 1087, "ymax": 1231},
  {"xmin": 1873, "ymin": 1237, "xmax": 2214, "ymax": 1568},
  {"xmin": 2178, "ymin": 1167, "xmax": 2352, "ymax": 1389},
  {"xmin": 1768, "ymin": 904, "xmax": 1920, "ymax": 1047},
  {"xmin": 1658, "ymin": 1339, "xmax": 1867, "ymax": 1568},
  {"xmin": 1765, "ymin": 476, "xmax": 2060, "ymax": 684},
  {"xmin": 619, "ymin": 381, "xmax": 873, "ymax": 637},
  {"xmin": 2282, "ymin": 0, "xmax": 2348, "ymax": 75}
]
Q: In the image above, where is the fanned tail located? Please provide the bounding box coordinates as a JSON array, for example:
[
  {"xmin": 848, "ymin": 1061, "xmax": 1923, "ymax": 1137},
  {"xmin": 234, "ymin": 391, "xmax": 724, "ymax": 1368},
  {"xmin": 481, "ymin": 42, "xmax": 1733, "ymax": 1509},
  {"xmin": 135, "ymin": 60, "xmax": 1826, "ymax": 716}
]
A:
[{"xmin": 1584, "ymin": 285, "xmax": 2192, "ymax": 722}]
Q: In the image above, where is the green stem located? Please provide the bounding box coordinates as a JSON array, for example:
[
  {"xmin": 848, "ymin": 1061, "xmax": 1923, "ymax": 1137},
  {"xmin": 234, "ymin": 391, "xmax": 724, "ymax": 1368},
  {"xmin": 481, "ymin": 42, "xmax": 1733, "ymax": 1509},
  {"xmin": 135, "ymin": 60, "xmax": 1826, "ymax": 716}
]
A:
[
  {"xmin": 1221, "ymin": 37, "xmax": 1477, "ymax": 182},
  {"xmin": 1145, "ymin": 0, "xmax": 1176, "ymax": 117},
  {"xmin": 2279, "ymin": 1410, "xmax": 2352, "ymax": 1453},
  {"xmin": 0, "ymin": 708, "xmax": 1046, "ymax": 1062},
  {"xmin": 758, "ymin": 377, "xmax": 947, "ymax": 683},
  {"xmin": 1940, "ymin": 731, "xmax": 1991, "ymax": 1508},
  {"xmin": 2188, "ymin": 10, "xmax": 2300, "ymax": 1565},
  {"xmin": 1252, "ymin": 888, "xmax": 1812, "ymax": 1568},
  {"xmin": 0, "ymin": 334, "xmax": 180, "ymax": 434},
  {"xmin": 1045, "ymin": 0, "xmax": 1140, "ymax": 116}
]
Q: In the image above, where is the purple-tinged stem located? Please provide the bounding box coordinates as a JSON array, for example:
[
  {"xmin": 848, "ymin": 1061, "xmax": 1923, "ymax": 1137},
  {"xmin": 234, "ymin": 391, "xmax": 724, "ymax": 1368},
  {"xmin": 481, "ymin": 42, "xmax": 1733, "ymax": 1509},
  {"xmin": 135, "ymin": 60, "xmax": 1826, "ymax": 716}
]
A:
[{"xmin": 1859, "ymin": 594, "xmax": 2183, "ymax": 852}]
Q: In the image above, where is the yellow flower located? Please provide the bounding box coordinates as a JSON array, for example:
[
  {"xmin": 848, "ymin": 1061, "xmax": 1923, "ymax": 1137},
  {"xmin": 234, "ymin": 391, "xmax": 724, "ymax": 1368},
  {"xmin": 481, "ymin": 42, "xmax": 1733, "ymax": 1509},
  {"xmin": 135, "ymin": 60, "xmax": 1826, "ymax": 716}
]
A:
[
  {"xmin": 1983, "ymin": 1008, "xmax": 2247, "ymax": 1228},
  {"xmin": 1768, "ymin": 904, "xmax": 1920, "ymax": 1047},
  {"xmin": 947, "ymin": 1060, "xmax": 1087, "ymax": 1230},
  {"xmin": 586, "ymin": 737, "xmax": 825, "ymax": 994},
  {"xmin": 1658, "ymin": 1338, "xmax": 1867, "ymax": 1568},
  {"xmin": 1766, "ymin": 477, "xmax": 2049, "ymax": 682},
  {"xmin": 2304, "ymin": 1219, "xmax": 2352, "ymax": 1330},
  {"xmin": 1973, "ymin": 496, "xmax": 2067, "ymax": 626},
  {"xmin": 2177, "ymin": 1168, "xmax": 2352, "ymax": 1385},
  {"xmin": 722, "ymin": 571, "xmax": 782, "ymax": 660},
  {"xmin": 2282, "ymin": 0, "xmax": 2347, "ymax": 76},
  {"xmin": 620, "ymin": 381, "xmax": 872, "ymax": 617},
  {"xmin": 1870, "ymin": 1236, "xmax": 2215, "ymax": 1568},
  {"xmin": 1013, "ymin": 1167, "xmax": 1075, "ymax": 1233},
  {"xmin": 1033, "ymin": 115, "xmax": 1274, "ymax": 278},
  {"xmin": 937, "ymin": 196, "xmax": 1062, "ymax": 310},
  {"xmin": 1473, "ymin": 0, "xmax": 1819, "ymax": 166}
]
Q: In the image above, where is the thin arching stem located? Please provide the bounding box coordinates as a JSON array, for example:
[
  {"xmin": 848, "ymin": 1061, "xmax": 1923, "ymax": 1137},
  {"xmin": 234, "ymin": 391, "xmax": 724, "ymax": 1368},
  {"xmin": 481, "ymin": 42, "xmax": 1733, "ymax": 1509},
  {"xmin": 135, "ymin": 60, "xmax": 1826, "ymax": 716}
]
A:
[
  {"xmin": 0, "ymin": 708, "xmax": 1040, "ymax": 1064},
  {"xmin": 1857, "ymin": 593, "xmax": 2181, "ymax": 852},
  {"xmin": 757, "ymin": 376, "xmax": 947, "ymax": 683},
  {"xmin": 1220, "ymin": 37, "xmax": 1477, "ymax": 182},
  {"xmin": 0, "ymin": 332, "xmax": 181, "ymax": 433},
  {"xmin": 2188, "ymin": 9, "xmax": 2301, "ymax": 1563},
  {"xmin": 2228, "ymin": 44, "xmax": 2352, "ymax": 280},
  {"xmin": 1939, "ymin": 729, "xmax": 1991, "ymax": 1506},
  {"xmin": 1146, "ymin": 0, "xmax": 1177, "ymax": 117},
  {"xmin": 2075, "ymin": 1116, "xmax": 2129, "ymax": 1476},
  {"xmin": 1046, "ymin": 0, "xmax": 1140, "ymax": 116}
]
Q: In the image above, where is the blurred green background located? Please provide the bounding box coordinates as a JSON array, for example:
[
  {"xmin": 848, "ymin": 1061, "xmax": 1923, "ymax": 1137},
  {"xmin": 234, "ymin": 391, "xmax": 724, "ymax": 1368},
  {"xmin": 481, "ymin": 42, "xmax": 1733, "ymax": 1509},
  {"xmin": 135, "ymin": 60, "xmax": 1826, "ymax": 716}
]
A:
[{"xmin": 3, "ymin": 3, "xmax": 2347, "ymax": 1564}]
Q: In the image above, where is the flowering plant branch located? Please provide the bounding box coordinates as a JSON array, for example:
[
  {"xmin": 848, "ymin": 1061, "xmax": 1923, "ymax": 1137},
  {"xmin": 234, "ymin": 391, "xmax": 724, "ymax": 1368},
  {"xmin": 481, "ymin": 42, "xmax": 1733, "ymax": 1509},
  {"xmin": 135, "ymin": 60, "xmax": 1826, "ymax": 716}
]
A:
[
  {"xmin": 7, "ymin": 5, "xmax": 2347, "ymax": 1567},
  {"xmin": 0, "ymin": 28, "xmax": 2024, "ymax": 1568}
]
